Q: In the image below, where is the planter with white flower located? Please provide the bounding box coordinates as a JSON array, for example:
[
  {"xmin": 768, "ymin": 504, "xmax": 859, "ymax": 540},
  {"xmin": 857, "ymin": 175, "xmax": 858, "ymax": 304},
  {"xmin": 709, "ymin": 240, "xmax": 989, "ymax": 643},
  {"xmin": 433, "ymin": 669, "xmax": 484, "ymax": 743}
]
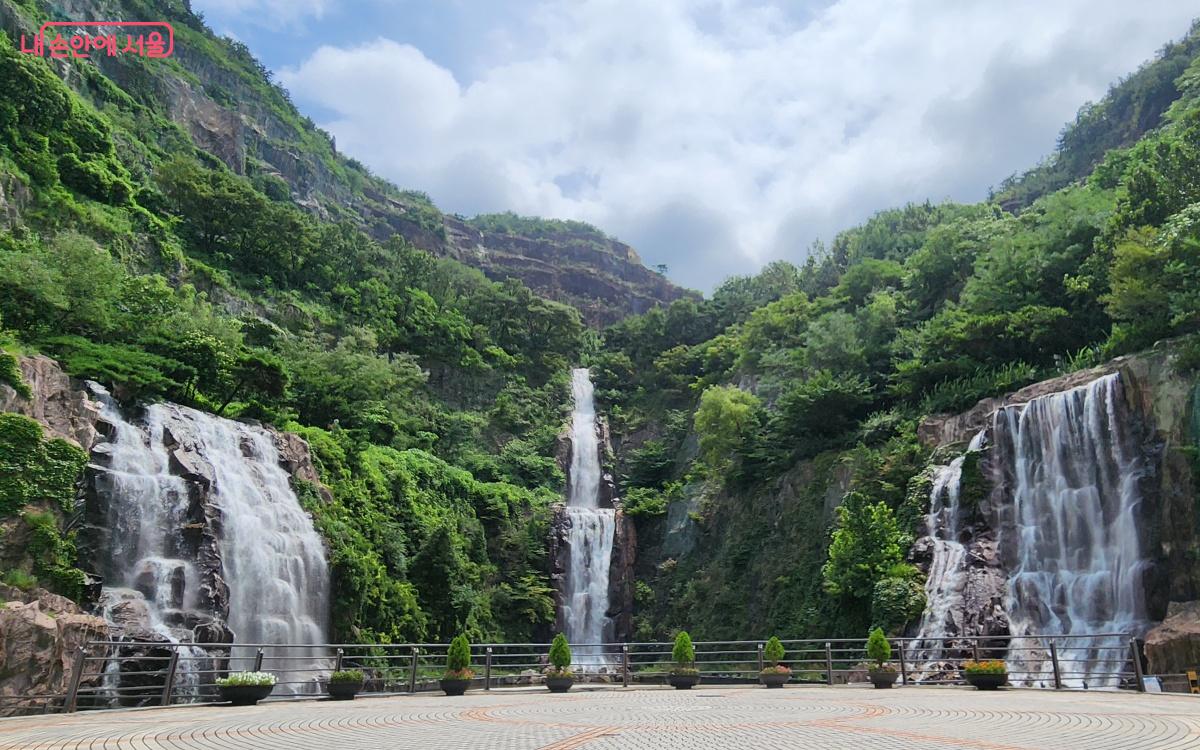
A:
[{"xmin": 216, "ymin": 671, "xmax": 276, "ymax": 706}]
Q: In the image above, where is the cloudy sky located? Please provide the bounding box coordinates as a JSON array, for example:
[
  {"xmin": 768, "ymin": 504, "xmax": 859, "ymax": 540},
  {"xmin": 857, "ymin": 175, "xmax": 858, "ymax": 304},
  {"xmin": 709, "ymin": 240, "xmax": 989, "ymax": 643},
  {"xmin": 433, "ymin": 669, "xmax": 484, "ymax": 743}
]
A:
[{"xmin": 191, "ymin": 0, "xmax": 1196, "ymax": 292}]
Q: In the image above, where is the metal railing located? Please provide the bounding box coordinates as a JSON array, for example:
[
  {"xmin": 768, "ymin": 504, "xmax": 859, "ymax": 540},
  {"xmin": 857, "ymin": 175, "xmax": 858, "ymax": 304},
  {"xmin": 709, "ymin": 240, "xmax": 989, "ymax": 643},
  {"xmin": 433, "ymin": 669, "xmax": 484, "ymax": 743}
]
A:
[{"xmin": 0, "ymin": 633, "xmax": 1148, "ymax": 716}]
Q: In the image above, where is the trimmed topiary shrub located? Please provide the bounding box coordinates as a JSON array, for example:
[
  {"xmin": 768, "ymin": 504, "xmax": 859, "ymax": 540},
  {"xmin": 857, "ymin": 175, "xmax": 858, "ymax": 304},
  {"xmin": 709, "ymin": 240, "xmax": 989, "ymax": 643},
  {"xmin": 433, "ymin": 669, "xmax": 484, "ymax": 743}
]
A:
[
  {"xmin": 866, "ymin": 627, "xmax": 893, "ymax": 670},
  {"xmin": 548, "ymin": 632, "xmax": 572, "ymax": 675},
  {"xmin": 671, "ymin": 631, "xmax": 697, "ymax": 675},
  {"xmin": 763, "ymin": 636, "xmax": 785, "ymax": 666},
  {"xmin": 445, "ymin": 634, "xmax": 473, "ymax": 678}
]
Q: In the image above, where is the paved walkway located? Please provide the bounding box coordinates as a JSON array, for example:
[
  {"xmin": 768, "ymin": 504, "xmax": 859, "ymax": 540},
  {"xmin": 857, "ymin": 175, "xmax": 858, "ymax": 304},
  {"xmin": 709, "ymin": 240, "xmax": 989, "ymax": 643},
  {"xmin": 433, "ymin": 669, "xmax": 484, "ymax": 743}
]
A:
[{"xmin": 1, "ymin": 685, "xmax": 1198, "ymax": 749}]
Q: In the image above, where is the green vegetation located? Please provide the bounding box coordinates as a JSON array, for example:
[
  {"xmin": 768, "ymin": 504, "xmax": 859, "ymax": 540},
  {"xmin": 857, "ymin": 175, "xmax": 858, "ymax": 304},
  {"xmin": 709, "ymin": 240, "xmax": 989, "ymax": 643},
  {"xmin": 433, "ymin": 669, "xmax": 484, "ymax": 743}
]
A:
[
  {"xmin": 329, "ymin": 669, "xmax": 365, "ymax": 684},
  {"xmin": 548, "ymin": 633, "xmax": 572, "ymax": 674},
  {"xmin": 671, "ymin": 631, "xmax": 696, "ymax": 673},
  {"xmin": 594, "ymin": 19, "xmax": 1200, "ymax": 644},
  {"xmin": 215, "ymin": 672, "xmax": 277, "ymax": 687},
  {"xmin": 444, "ymin": 634, "xmax": 473, "ymax": 678},
  {"xmin": 866, "ymin": 628, "xmax": 891, "ymax": 669},
  {"xmin": 763, "ymin": 636, "xmax": 785, "ymax": 666},
  {"xmin": 0, "ymin": 414, "xmax": 88, "ymax": 599},
  {"xmin": 0, "ymin": 3, "xmax": 579, "ymax": 636}
]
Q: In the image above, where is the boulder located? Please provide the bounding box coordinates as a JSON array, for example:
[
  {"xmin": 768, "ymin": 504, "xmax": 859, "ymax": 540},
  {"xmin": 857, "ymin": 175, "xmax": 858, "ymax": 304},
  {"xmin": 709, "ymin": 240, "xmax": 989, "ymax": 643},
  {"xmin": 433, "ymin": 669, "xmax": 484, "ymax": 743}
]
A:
[
  {"xmin": 1145, "ymin": 601, "xmax": 1200, "ymax": 675},
  {"xmin": 0, "ymin": 585, "xmax": 109, "ymax": 716}
]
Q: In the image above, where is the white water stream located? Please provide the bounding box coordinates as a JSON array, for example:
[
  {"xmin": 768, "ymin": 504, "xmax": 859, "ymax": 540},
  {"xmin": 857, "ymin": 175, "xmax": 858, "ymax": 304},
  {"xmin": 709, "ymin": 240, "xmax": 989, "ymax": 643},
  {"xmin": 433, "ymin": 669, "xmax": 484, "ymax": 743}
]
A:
[{"xmin": 561, "ymin": 368, "xmax": 616, "ymax": 668}]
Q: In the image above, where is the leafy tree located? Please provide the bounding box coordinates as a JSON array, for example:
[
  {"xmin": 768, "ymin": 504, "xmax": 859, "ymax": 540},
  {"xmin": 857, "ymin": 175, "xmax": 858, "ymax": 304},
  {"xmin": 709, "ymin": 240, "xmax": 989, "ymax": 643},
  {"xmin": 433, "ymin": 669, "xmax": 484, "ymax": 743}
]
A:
[
  {"xmin": 693, "ymin": 386, "xmax": 762, "ymax": 478},
  {"xmin": 822, "ymin": 493, "xmax": 909, "ymax": 603}
]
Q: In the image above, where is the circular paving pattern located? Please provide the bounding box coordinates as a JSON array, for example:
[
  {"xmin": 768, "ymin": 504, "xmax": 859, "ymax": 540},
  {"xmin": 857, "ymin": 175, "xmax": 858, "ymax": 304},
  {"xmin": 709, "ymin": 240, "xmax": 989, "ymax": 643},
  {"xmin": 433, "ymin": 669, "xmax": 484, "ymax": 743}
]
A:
[{"xmin": 0, "ymin": 685, "xmax": 1197, "ymax": 749}]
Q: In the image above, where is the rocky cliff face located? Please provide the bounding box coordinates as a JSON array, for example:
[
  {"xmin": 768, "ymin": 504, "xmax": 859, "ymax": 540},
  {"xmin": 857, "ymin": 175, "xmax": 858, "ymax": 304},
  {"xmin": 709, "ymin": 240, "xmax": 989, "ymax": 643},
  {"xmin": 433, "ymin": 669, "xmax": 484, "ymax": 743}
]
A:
[
  {"xmin": 0, "ymin": 585, "xmax": 107, "ymax": 715},
  {"xmin": 916, "ymin": 345, "xmax": 1200, "ymax": 674}
]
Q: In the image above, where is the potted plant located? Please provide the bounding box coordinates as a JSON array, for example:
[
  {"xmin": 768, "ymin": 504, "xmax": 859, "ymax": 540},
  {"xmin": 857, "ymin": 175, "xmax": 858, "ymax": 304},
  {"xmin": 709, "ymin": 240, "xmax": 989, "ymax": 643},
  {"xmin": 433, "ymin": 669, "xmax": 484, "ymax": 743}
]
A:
[
  {"xmin": 963, "ymin": 659, "xmax": 1007, "ymax": 690},
  {"xmin": 759, "ymin": 636, "xmax": 790, "ymax": 688},
  {"xmin": 668, "ymin": 631, "xmax": 700, "ymax": 689},
  {"xmin": 866, "ymin": 628, "xmax": 898, "ymax": 689},
  {"xmin": 216, "ymin": 671, "xmax": 276, "ymax": 706},
  {"xmin": 544, "ymin": 633, "xmax": 575, "ymax": 693},
  {"xmin": 440, "ymin": 634, "xmax": 474, "ymax": 696},
  {"xmin": 327, "ymin": 669, "xmax": 364, "ymax": 700}
]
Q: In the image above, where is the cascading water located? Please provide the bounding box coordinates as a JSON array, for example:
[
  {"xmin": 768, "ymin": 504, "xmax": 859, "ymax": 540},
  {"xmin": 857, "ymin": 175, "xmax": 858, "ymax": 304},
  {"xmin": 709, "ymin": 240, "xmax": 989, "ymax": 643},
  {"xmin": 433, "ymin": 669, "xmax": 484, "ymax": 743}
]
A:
[
  {"xmin": 992, "ymin": 373, "xmax": 1151, "ymax": 687},
  {"xmin": 182, "ymin": 407, "xmax": 330, "ymax": 691},
  {"xmin": 91, "ymin": 385, "xmax": 206, "ymax": 701},
  {"xmin": 89, "ymin": 385, "xmax": 330, "ymax": 695},
  {"xmin": 561, "ymin": 368, "xmax": 615, "ymax": 668},
  {"xmin": 909, "ymin": 432, "xmax": 985, "ymax": 678}
]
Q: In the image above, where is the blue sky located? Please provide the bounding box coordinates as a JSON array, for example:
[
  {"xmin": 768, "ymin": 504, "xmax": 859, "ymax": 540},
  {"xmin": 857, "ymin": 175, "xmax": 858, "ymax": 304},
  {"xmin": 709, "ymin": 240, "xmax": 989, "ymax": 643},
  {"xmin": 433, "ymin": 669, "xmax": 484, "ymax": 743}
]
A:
[{"xmin": 191, "ymin": 0, "xmax": 1197, "ymax": 292}]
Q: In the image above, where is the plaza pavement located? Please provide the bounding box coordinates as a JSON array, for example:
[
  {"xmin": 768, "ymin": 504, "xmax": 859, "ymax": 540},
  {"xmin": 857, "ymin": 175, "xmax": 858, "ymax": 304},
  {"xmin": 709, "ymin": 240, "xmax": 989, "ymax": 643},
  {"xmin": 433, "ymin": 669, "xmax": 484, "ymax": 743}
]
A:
[{"xmin": 1, "ymin": 684, "xmax": 1198, "ymax": 749}]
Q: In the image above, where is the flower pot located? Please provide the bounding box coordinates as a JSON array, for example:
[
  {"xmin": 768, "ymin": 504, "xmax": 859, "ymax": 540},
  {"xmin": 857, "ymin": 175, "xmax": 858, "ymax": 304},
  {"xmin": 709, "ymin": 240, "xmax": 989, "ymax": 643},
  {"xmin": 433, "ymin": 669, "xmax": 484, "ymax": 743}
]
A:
[
  {"xmin": 669, "ymin": 673, "xmax": 700, "ymax": 690},
  {"xmin": 868, "ymin": 669, "xmax": 898, "ymax": 689},
  {"xmin": 965, "ymin": 672, "xmax": 1007, "ymax": 690},
  {"xmin": 760, "ymin": 672, "xmax": 789, "ymax": 689},
  {"xmin": 545, "ymin": 675, "xmax": 574, "ymax": 693},
  {"xmin": 440, "ymin": 677, "xmax": 471, "ymax": 696},
  {"xmin": 327, "ymin": 680, "xmax": 363, "ymax": 700},
  {"xmin": 220, "ymin": 684, "xmax": 274, "ymax": 706}
]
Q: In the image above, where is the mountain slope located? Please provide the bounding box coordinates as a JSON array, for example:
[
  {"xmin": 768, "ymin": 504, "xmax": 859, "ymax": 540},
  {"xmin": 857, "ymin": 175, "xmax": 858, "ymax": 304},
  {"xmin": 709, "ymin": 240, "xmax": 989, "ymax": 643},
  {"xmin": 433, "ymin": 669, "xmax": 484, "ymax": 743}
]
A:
[{"xmin": 0, "ymin": 0, "xmax": 689, "ymax": 325}]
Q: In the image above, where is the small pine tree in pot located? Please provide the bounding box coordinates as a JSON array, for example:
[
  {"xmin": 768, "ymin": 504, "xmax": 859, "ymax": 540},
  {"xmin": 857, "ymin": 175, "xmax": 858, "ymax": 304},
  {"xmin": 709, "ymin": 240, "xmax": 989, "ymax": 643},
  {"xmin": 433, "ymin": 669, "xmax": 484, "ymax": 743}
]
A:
[
  {"xmin": 669, "ymin": 631, "xmax": 700, "ymax": 689},
  {"xmin": 866, "ymin": 628, "xmax": 898, "ymax": 689},
  {"xmin": 441, "ymin": 635, "xmax": 474, "ymax": 696},
  {"xmin": 545, "ymin": 633, "xmax": 575, "ymax": 693},
  {"xmin": 760, "ymin": 636, "xmax": 790, "ymax": 688}
]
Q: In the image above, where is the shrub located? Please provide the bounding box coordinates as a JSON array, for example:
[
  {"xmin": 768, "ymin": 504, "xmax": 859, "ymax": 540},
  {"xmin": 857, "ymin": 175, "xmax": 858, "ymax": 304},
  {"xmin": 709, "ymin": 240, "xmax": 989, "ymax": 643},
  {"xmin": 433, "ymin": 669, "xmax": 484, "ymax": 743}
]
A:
[
  {"xmin": 330, "ymin": 669, "xmax": 364, "ymax": 684},
  {"xmin": 445, "ymin": 634, "xmax": 473, "ymax": 678},
  {"xmin": 548, "ymin": 633, "xmax": 572, "ymax": 672},
  {"xmin": 216, "ymin": 671, "xmax": 276, "ymax": 687},
  {"xmin": 963, "ymin": 659, "xmax": 1007, "ymax": 675},
  {"xmin": 672, "ymin": 631, "xmax": 696, "ymax": 669},
  {"xmin": 763, "ymin": 636, "xmax": 785, "ymax": 667},
  {"xmin": 866, "ymin": 627, "xmax": 891, "ymax": 668}
]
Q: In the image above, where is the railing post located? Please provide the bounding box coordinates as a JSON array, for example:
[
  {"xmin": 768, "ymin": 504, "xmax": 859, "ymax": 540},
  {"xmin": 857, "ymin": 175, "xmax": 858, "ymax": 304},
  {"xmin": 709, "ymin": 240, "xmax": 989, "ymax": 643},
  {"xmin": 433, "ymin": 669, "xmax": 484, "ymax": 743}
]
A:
[
  {"xmin": 898, "ymin": 639, "xmax": 908, "ymax": 686},
  {"xmin": 1049, "ymin": 639, "xmax": 1062, "ymax": 689},
  {"xmin": 408, "ymin": 647, "xmax": 419, "ymax": 693},
  {"xmin": 64, "ymin": 646, "xmax": 86, "ymax": 713},
  {"xmin": 485, "ymin": 647, "xmax": 493, "ymax": 691},
  {"xmin": 334, "ymin": 647, "xmax": 344, "ymax": 672},
  {"xmin": 824, "ymin": 642, "xmax": 834, "ymax": 686},
  {"xmin": 971, "ymin": 638, "xmax": 980, "ymax": 662},
  {"xmin": 1130, "ymin": 637, "xmax": 1145, "ymax": 692},
  {"xmin": 253, "ymin": 647, "xmax": 264, "ymax": 672},
  {"xmin": 756, "ymin": 643, "xmax": 764, "ymax": 673},
  {"xmin": 622, "ymin": 645, "xmax": 629, "ymax": 688},
  {"xmin": 160, "ymin": 650, "xmax": 180, "ymax": 706}
]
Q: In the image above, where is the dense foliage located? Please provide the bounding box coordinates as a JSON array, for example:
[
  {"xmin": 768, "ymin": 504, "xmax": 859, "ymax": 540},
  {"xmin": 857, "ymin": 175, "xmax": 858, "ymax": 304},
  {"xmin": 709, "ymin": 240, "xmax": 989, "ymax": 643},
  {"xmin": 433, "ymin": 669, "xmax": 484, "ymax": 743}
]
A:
[
  {"xmin": 0, "ymin": 413, "xmax": 88, "ymax": 598},
  {"xmin": 866, "ymin": 628, "xmax": 891, "ymax": 667}
]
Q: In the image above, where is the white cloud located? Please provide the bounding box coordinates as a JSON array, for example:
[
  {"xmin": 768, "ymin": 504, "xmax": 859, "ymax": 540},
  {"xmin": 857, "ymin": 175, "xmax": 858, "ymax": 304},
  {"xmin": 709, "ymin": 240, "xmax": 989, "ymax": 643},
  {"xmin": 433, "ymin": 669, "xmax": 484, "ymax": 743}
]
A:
[{"xmin": 277, "ymin": 0, "xmax": 1197, "ymax": 292}]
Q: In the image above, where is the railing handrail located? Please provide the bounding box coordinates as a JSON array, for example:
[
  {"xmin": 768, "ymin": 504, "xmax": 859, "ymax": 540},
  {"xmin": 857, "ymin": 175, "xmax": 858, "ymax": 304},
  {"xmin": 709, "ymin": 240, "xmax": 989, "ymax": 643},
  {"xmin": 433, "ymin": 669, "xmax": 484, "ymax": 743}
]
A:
[{"xmin": 0, "ymin": 631, "xmax": 1146, "ymax": 718}]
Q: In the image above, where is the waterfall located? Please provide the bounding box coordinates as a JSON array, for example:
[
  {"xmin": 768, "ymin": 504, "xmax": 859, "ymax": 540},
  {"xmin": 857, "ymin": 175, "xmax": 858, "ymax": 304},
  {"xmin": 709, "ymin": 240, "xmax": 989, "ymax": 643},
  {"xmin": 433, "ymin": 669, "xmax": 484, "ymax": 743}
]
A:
[
  {"xmin": 992, "ymin": 373, "xmax": 1150, "ymax": 687},
  {"xmin": 908, "ymin": 433, "xmax": 985, "ymax": 678},
  {"xmin": 562, "ymin": 368, "xmax": 615, "ymax": 667},
  {"xmin": 89, "ymin": 385, "xmax": 330, "ymax": 695}
]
